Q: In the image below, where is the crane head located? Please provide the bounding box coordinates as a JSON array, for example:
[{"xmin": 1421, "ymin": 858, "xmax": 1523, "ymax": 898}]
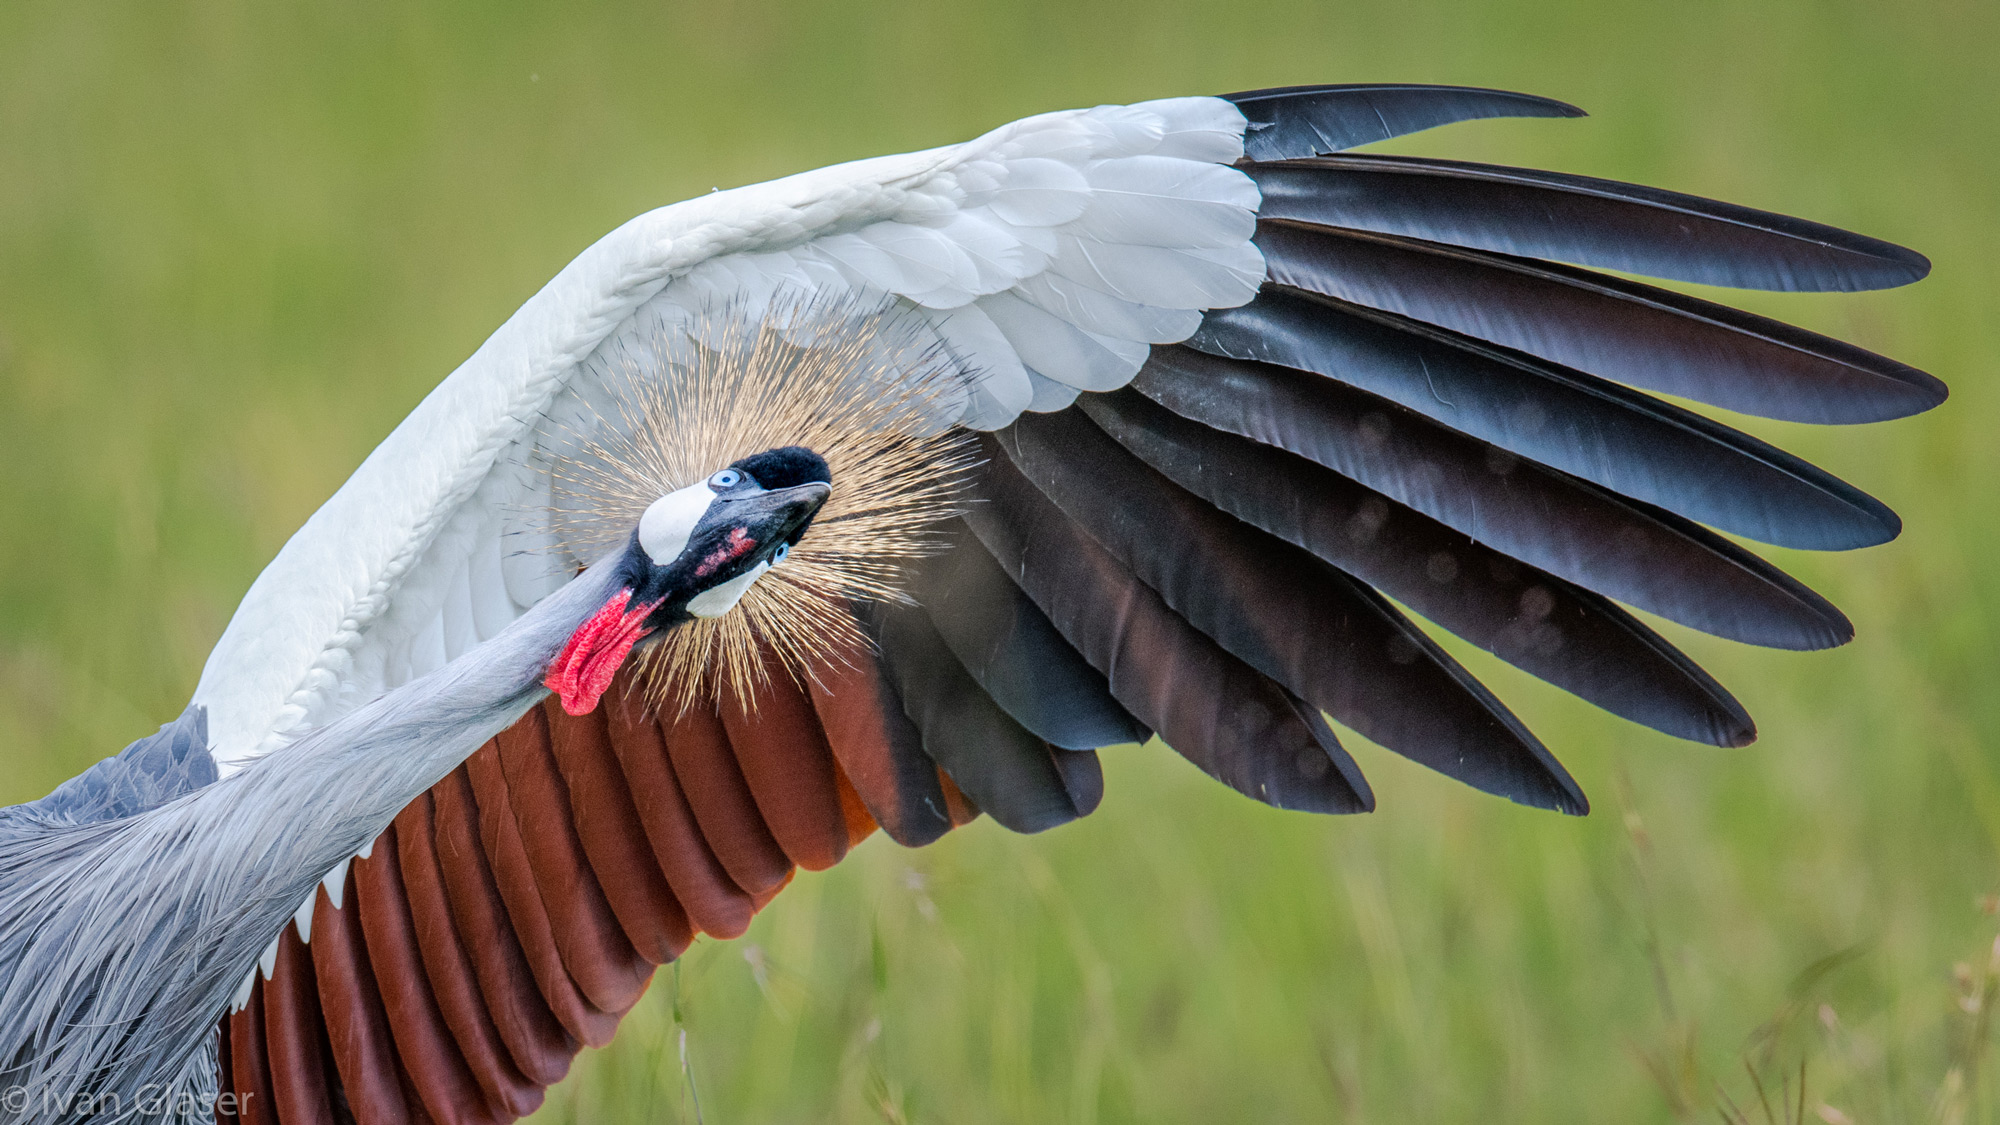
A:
[{"xmin": 545, "ymin": 445, "xmax": 832, "ymax": 715}]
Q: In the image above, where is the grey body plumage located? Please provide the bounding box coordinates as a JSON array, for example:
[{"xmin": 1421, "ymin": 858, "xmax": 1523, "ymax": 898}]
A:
[
  {"xmin": 0, "ymin": 708, "xmax": 217, "ymax": 836},
  {"xmin": 0, "ymin": 559, "xmax": 624, "ymax": 1124}
]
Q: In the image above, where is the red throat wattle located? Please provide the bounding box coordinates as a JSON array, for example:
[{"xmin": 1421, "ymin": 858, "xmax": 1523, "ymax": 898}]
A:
[{"xmin": 545, "ymin": 588, "xmax": 664, "ymax": 715}]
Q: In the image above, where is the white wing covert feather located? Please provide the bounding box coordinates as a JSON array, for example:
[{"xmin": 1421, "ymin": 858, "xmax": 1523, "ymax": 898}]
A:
[{"xmin": 192, "ymin": 95, "xmax": 1262, "ymax": 774}]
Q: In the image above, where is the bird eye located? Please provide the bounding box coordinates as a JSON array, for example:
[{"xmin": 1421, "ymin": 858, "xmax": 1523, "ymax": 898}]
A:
[
  {"xmin": 708, "ymin": 469, "xmax": 743, "ymax": 490},
  {"xmin": 772, "ymin": 542, "xmax": 790, "ymax": 564}
]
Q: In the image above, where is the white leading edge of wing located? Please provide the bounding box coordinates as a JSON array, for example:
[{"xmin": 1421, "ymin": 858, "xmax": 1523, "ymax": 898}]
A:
[{"xmin": 193, "ymin": 95, "xmax": 1263, "ymax": 774}]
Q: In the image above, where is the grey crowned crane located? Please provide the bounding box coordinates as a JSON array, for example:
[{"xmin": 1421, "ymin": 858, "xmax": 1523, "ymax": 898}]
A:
[{"xmin": 0, "ymin": 84, "xmax": 1941, "ymax": 1124}]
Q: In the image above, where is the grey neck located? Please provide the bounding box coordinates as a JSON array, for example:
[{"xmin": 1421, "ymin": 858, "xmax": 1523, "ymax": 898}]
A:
[{"xmin": 0, "ymin": 555, "xmax": 627, "ymax": 1124}]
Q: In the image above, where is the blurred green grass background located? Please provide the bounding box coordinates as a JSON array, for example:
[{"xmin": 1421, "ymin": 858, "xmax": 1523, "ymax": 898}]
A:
[{"xmin": 1, "ymin": 1, "xmax": 1996, "ymax": 1121}]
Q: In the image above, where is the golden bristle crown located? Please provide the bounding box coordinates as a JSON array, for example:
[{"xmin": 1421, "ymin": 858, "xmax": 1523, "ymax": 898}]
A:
[{"xmin": 547, "ymin": 288, "xmax": 978, "ymax": 716}]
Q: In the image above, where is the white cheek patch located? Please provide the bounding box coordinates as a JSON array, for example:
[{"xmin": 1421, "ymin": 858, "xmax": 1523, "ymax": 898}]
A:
[
  {"xmin": 686, "ymin": 560, "xmax": 770, "ymax": 618},
  {"xmin": 638, "ymin": 483, "xmax": 715, "ymax": 563}
]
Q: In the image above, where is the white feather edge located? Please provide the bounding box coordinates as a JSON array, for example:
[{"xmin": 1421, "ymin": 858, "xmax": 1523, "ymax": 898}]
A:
[
  {"xmin": 192, "ymin": 95, "xmax": 1259, "ymax": 774},
  {"xmin": 284, "ymin": 856, "xmax": 353, "ymax": 951}
]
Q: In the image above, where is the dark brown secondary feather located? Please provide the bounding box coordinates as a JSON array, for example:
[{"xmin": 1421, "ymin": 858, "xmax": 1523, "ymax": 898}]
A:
[
  {"xmin": 718, "ymin": 655, "xmax": 854, "ymax": 871},
  {"xmin": 229, "ymin": 981, "xmax": 277, "ymax": 1125},
  {"xmin": 460, "ymin": 744, "xmax": 624, "ymax": 1045},
  {"xmin": 993, "ymin": 417, "xmax": 1584, "ymax": 812},
  {"xmin": 905, "ymin": 520, "xmax": 1148, "ymax": 751},
  {"xmin": 647, "ymin": 698, "xmax": 794, "ymax": 900},
  {"xmin": 806, "ymin": 640, "xmax": 957, "ymax": 847},
  {"xmin": 228, "ymin": 655, "xmax": 923, "ymax": 1124},
  {"xmin": 311, "ymin": 867, "xmax": 418, "ymax": 1124},
  {"xmin": 486, "ymin": 715, "xmax": 652, "ymax": 1016},
  {"xmin": 217, "ymin": 1015, "xmax": 235, "ymax": 1122},
  {"xmin": 965, "ymin": 446, "xmax": 1375, "ymax": 815},
  {"xmin": 604, "ymin": 701, "xmax": 759, "ymax": 939},
  {"xmin": 543, "ymin": 706, "xmax": 693, "ymax": 964},
  {"xmin": 864, "ymin": 596, "xmax": 1100, "ymax": 833},
  {"xmin": 427, "ymin": 768, "xmax": 591, "ymax": 1072}
]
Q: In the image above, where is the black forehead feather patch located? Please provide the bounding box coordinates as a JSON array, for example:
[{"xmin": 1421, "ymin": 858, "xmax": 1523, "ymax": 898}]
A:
[{"xmin": 732, "ymin": 446, "xmax": 832, "ymax": 489}]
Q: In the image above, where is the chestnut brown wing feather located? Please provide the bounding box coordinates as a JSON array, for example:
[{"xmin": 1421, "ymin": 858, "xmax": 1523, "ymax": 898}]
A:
[{"xmin": 225, "ymin": 654, "xmax": 909, "ymax": 1124}]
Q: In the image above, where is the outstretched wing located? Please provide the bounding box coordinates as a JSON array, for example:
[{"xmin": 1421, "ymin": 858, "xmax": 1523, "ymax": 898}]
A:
[
  {"xmin": 213, "ymin": 85, "xmax": 1937, "ymax": 1124},
  {"xmin": 193, "ymin": 94, "xmax": 1267, "ymax": 772}
]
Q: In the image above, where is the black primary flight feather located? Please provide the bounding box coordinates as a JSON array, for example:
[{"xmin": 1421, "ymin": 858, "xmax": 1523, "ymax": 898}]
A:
[
  {"xmin": 1078, "ymin": 380, "xmax": 1758, "ymax": 747},
  {"xmin": 1194, "ymin": 285, "xmax": 1900, "ymax": 552},
  {"xmin": 1116, "ymin": 344, "xmax": 1852, "ymax": 650},
  {"xmin": 1247, "ymin": 155, "xmax": 1932, "ymax": 292},
  {"xmin": 1225, "ymin": 84, "xmax": 1585, "ymax": 162},
  {"xmin": 1253, "ymin": 221, "xmax": 1945, "ymax": 423}
]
